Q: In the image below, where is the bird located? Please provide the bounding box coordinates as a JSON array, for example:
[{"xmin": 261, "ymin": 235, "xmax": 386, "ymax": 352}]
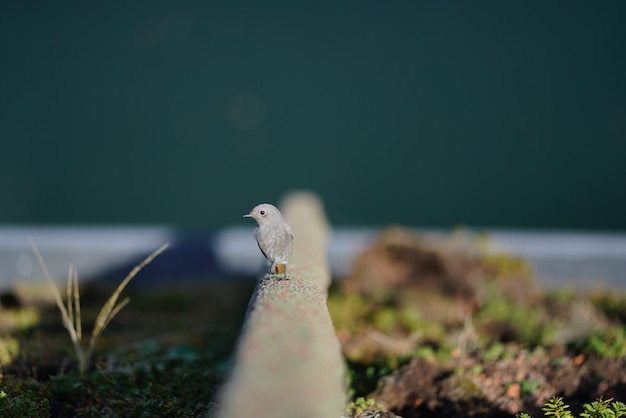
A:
[{"xmin": 243, "ymin": 203, "xmax": 294, "ymax": 275}]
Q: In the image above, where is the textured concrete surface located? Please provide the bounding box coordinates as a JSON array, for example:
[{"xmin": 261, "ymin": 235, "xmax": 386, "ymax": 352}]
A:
[{"xmin": 216, "ymin": 192, "xmax": 346, "ymax": 418}]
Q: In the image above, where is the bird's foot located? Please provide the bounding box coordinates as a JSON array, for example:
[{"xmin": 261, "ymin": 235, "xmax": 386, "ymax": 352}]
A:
[{"xmin": 270, "ymin": 263, "xmax": 289, "ymax": 279}]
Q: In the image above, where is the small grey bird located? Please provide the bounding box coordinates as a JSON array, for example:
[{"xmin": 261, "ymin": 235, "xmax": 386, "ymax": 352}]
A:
[{"xmin": 243, "ymin": 203, "xmax": 294, "ymax": 275}]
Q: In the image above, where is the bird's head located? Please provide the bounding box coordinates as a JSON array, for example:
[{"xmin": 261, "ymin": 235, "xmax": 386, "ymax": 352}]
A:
[{"xmin": 243, "ymin": 203, "xmax": 282, "ymax": 224}]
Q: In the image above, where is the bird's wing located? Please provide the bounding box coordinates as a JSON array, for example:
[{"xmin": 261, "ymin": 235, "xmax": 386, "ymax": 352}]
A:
[
  {"xmin": 257, "ymin": 242, "xmax": 269, "ymax": 260},
  {"xmin": 254, "ymin": 228, "xmax": 270, "ymax": 260},
  {"xmin": 285, "ymin": 223, "xmax": 294, "ymax": 240}
]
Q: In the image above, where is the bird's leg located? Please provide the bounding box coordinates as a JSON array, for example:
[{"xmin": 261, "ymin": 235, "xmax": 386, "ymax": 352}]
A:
[{"xmin": 276, "ymin": 263, "xmax": 286, "ymax": 275}]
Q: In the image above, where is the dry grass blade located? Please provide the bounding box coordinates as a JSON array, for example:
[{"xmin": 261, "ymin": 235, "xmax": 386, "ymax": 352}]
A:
[
  {"xmin": 73, "ymin": 266, "xmax": 82, "ymax": 341},
  {"xmin": 30, "ymin": 238, "xmax": 86, "ymax": 370},
  {"xmin": 90, "ymin": 243, "xmax": 169, "ymax": 345},
  {"xmin": 66, "ymin": 264, "xmax": 74, "ymax": 330},
  {"xmin": 29, "ymin": 238, "xmax": 79, "ymax": 344},
  {"xmin": 29, "ymin": 238, "xmax": 169, "ymax": 374},
  {"xmin": 100, "ymin": 298, "xmax": 130, "ymax": 333}
]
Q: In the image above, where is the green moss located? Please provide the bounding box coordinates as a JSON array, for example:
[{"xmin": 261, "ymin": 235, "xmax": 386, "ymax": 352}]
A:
[
  {"xmin": 0, "ymin": 352, "xmax": 223, "ymax": 418},
  {"xmin": 346, "ymin": 359, "xmax": 399, "ymax": 399},
  {"xmin": 329, "ymin": 291, "xmax": 447, "ymax": 355},
  {"xmin": 482, "ymin": 342, "xmax": 505, "ymax": 361},
  {"xmin": 519, "ymin": 378, "xmax": 540, "ymax": 397},
  {"xmin": 578, "ymin": 325, "xmax": 626, "ymax": 358},
  {"xmin": 0, "ymin": 380, "xmax": 50, "ymax": 418},
  {"xmin": 414, "ymin": 345, "xmax": 452, "ymax": 363},
  {"xmin": 371, "ymin": 307, "xmax": 401, "ymax": 334},
  {"xmin": 0, "ymin": 307, "xmax": 41, "ymax": 332},
  {"xmin": 474, "ymin": 289, "xmax": 556, "ymax": 347},
  {"xmin": 518, "ymin": 396, "xmax": 626, "ymax": 418},
  {"xmin": 370, "ymin": 305, "xmax": 444, "ymax": 340},
  {"xmin": 590, "ymin": 292, "xmax": 626, "ymax": 323},
  {"xmin": 327, "ymin": 293, "xmax": 371, "ymax": 333},
  {"xmin": 0, "ymin": 336, "xmax": 19, "ymax": 366},
  {"xmin": 481, "ymin": 252, "xmax": 531, "ymax": 280},
  {"xmin": 345, "ymin": 397, "xmax": 384, "ymax": 417},
  {"xmin": 442, "ymin": 373, "xmax": 484, "ymax": 403},
  {"xmin": 48, "ymin": 356, "xmax": 220, "ymax": 417}
]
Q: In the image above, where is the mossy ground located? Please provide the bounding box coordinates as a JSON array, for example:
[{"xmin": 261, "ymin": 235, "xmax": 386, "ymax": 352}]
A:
[{"xmin": 0, "ymin": 280, "xmax": 254, "ymax": 418}]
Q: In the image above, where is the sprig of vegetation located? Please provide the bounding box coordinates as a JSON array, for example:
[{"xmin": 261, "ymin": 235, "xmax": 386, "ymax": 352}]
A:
[
  {"xmin": 345, "ymin": 397, "xmax": 384, "ymax": 418},
  {"xmin": 517, "ymin": 396, "xmax": 626, "ymax": 418},
  {"xmin": 29, "ymin": 238, "xmax": 169, "ymax": 374},
  {"xmin": 0, "ymin": 387, "xmax": 50, "ymax": 418},
  {"xmin": 541, "ymin": 396, "xmax": 573, "ymax": 418},
  {"xmin": 579, "ymin": 326, "xmax": 626, "ymax": 359},
  {"xmin": 580, "ymin": 398, "xmax": 626, "ymax": 418}
]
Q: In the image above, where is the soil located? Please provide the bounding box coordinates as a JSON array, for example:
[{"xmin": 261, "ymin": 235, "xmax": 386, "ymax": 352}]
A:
[
  {"xmin": 375, "ymin": 350, "xmax": 626, "ymax": 417},
  {"xmin": 333, "ymin": 227, "xmax": 626, "ymax": 418}
]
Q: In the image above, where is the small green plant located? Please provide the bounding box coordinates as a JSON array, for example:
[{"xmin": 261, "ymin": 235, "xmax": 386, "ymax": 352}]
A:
[
  {"xmin": 0, "ymin": 336, "xmax": 19, "ymax": 366},
  {"xmin": 590, "ymin": 292, "xmax": 626, "ymax": 323},
  {"xmin": 519, "ymin": 378, "xmax": 540, "ymax": 397},
  {"xmin": 345, "ymin": 397, "xmax": 384, "ymax": 417},
  {"xmin": 517, "ymin": 396, "xmax": 626, "ymax": 418},
  {"xmin": 475, "ymin": 289, "xmax": 555, "ymax": 347},
  {"xmin": 347, "ymin": 360, "xmax": 397, "ymax": 399},
  {"xmin": 541, "ymin": 396, "xmax": 573, "ymax": 418},
  {"xmin": 0, "ymin": 388, "xmax": 50, "ymax": 418},
  {"xmin": 30, "ymin": 239, "xmax": 169, "ymax": 374},
  {"xmin": 580, "ymin": 398, "xmax": 626, "ymax": 417},
  {"xmin": 483, "ymin": 342, "xmax": 505, "ymax": 361},
  {"xmin": 0, "ymin": 307, "xmax": 40, "ymax": 333},
  {"xmin": 580, "ymin": 326, "xmax": 626, "ymax": 358}
]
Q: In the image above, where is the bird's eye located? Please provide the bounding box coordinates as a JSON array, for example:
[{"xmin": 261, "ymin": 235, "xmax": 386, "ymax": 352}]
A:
[{"xmin": 259, "ymin": 210, "xmax": 266, "ymax": 216}]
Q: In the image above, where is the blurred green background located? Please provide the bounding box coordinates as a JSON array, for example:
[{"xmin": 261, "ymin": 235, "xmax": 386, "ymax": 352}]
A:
[{"xmin": 1, "ymin": 1, "xmax": 625, "ymax": 230}]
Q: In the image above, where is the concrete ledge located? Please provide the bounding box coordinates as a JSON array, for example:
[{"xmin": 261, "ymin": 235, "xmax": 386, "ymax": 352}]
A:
[{"xmin": 216, "ymin": 192, "xmax": 346, "ymax": 418}]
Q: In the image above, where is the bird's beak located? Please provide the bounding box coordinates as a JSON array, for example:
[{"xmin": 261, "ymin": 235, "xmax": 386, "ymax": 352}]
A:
[{"xmin": 243, "ymin": 214, "xmax": 252, "ymax": 218}]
